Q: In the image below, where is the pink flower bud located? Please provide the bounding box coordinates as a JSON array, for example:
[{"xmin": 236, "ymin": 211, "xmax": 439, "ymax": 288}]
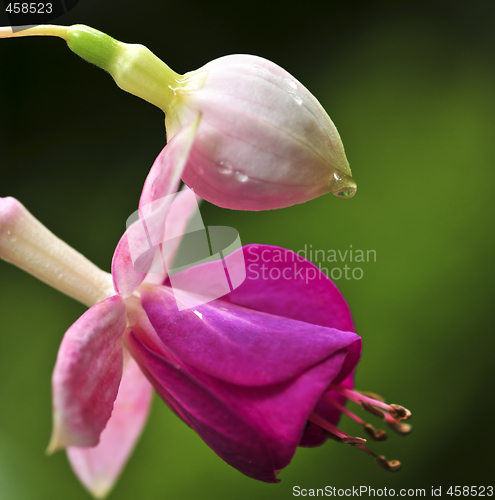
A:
[
  {"xmin": 166, "ymin": 55, "xmax": 356, "ymax": 210},
  {"xmin": 0, "ymin": 24, "xmax": 356, "ymax": 212}
]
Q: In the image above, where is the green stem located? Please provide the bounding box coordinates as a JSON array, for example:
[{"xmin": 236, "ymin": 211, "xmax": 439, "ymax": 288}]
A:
[{"xmin": 0, "ymin": 24, "xmax": 181, "ymax": 113}]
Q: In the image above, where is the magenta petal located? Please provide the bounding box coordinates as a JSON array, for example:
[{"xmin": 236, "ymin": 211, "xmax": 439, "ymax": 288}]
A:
[
  {"xmin": 128, "ymin": 326, "xmax": 359, "ymax": 480},
  {"xmin": 112, "ymin": 118, "xmax": 200, "ymax": 298},
  {"xmin": 67, "ymin": 355, "xmax": 152, "ymax": 499},
  {"xmin": 140, "ymin": 286, "xmax": 360, "ymax": 387},
  {"xmin": 127, "ymin": 333, "xmax": 278, "ymax": 483},
  {"xmin": 151, "ymin": 245, "xmax": 361, "ymax": 454},
  {"xmin": 48, "ymin": 296, "xmax": 126, "ymax": 452},
  {"xmin": 224, "ymin": 245, "xmax": 355, "ymax": 331},
  {"xmin": 300, "ymin": 373, "xmax": 355, "ymax": 448},
  {"xmin": 163, "ymin": 244, "xmax": 354, "ymax": 331}
]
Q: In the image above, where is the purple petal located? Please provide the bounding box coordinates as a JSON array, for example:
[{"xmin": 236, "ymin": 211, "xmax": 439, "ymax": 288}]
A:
[
  {"xmin": 140, "ymin": 286, "xmax": 360, "ymax": 387},
  {"xmin": 164, "ymin": 244, "xmax": 354, "ymax": 332},
  {"xmin": 48, "ymin": 296, "xmax": 126, "ymax": 452},
  {"xmin": 133, "ymin": 275, "xmax": 360, "ymax": 477},
  {"xmin": 112, "ymin": 118, "xmax": 200, "ymax": 297},
  {"xmin": 223, "ymin": 245, "xmax": 358, "ymax": 448},
  {"xmin": 224, "ymin": 245, "xmax": 355, "ymax": 331},
  {"xmin": 67, "ymin": 355, "xmax": 152, "ymax": 498},
  {"xmin": 128, "ymin": 328, "xmax": 359, "ymax": 480},
  {"xmin": 127, "ymin": 333, "xmax": 278, "ymax": 482},
  {"xmin": 299, "ymin": 373, "xmax": 355, "ymax": 448},
  {"xmin": 160, "ymin": 244, "xmax": 359, "ymax": 448}
]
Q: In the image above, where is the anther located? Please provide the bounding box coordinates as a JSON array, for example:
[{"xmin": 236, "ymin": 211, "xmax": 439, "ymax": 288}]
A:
[
  {"xmin": 330, "ymin": 386, "xmax": 412, "ymax": 423},
  {"xmin": 363, "ymin": 424, "xmax": 388, "ymax": 441},
  {"xmin": 388, "ymin": 404, "xmax": 411, "ymax": 421},
  {"xmin": 386, "ymin": 419, "xmax": 412, "ymax": 436},
  {"xmin": 375, "ymin": 455, "xmax": 402, "ymax": 472},
  {"xmin": 325, "ymin": 395, "xmax": 388, "ymax": 442},
  {"xmin": 362, "ymin": 402, "xmax": 385, "ymax": 419},
  {"xmin": 358, "ymin": 446, "xmax": 402, "ymax": 473},
  {"xmin": 342, "ymin": 436, "xmax": 367, "ymax": 446}
]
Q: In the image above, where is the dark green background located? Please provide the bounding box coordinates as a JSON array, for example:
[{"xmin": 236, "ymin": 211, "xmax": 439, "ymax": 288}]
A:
[{"xmin": 1, "ymin": 0, "xmax": 494, "ymax": 498}]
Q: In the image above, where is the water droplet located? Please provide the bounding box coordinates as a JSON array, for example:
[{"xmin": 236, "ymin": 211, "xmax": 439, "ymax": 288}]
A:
[
  {"xmin": 292, "ymin": 95, "xmax": 303, "ymax": 105},
  {"xmin": 234, "ymin": 171, "xmax": 249, "ymax": 183},
  {"xmin": 284, "ymin": 77, "xmax": 297, "ymax": 89},
  {"xmin": 192, "ymin": 310, "xmax": 203, "ymax": 319},
  {"xmin": 218, "ymin": 160, "xmax": 233, "ymax": 175},
  {"xmin": 330, "ymin": 171, "xmax": 357, "ymax": 199}
]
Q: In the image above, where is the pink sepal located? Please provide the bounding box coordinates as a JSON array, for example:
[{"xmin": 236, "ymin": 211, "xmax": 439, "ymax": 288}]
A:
[
  {"xmin": 67, "ymin": 354, "xmax": 152, "ymax": 499},
  {"xmin": 48, "ymin": 295, "xmax": 127, "ymax": 452}
]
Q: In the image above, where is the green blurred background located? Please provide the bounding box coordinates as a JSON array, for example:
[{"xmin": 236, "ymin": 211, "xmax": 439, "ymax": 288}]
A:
[{"xmin": 1, "ymin": 0, "xmax": 494, "ymax": 498}]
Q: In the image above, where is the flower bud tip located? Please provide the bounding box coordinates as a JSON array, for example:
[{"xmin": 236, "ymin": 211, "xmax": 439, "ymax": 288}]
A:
[{"xmin": 330, "ymin": 171, "xmax": 357, "ymax": 199}]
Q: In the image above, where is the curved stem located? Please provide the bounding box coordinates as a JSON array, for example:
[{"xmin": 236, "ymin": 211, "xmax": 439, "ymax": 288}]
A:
[
  {"xmin": 0, "ymin": 24, "xmax": 181, "ymax": 113},
  {"xmin": 0, "ymin": 25, "xmax": 68, "ymax": 39}
]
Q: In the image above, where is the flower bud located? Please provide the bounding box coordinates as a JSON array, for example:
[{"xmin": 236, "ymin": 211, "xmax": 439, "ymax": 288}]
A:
[
  {"xmin": 167, "ymin": 55, "xmax": 356, "ymax": 210},
  {"xmin": 1, "ymin": 25, "xmax": 357, "ymax": 210}
]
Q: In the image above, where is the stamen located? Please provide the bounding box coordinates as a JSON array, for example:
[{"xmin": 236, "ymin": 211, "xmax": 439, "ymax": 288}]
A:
[
  {"xmin": 325, "ymin": 395, "xmax": 388, "ymax": 441},
  {"xmin": 342, "ymin": 436, "xmax": 367, "ymax": 446},
  {"xmin": 330, "ymin": 385, "xmax": 411, "ymax": 422},
  {"xmin": 362, "ymin": 402, "xmax": 386, "ymax": 419},
  {"xmin": 324, "ymin": 395, "xmax": 365, "ymax": 425},
  {"xmin": 363, "ymin": 424, "xmax": 388, "ymax": 441},
  {"xmin": 358, "ymin": 445, "xmax": 402, "ymax": 472},
  {"xmin": 359, "ymin": 391, "xmax": 385, "ymax": 403},
  {"xmin": 375, "ymin": 455, "xmax": 402, "ymax": 472},
  {"xmin": 309, "ymin": 412, "xmax": 366, "ymax": 446},
  {"xmin": 385, "ymin": 417, "xmax": 413, "ymax": 436},
  {"xmin": 388, "ymin": 404, "xmax": 411, "ymax": 421}
]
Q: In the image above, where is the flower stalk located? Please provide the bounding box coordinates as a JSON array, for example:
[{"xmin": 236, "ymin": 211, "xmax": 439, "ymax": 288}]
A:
[{"xmin": 0, "ymin": 25, "xmax": 180, "ymax": 111}]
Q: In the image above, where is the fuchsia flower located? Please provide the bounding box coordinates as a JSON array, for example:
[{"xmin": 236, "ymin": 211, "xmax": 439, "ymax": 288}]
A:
[
  {"xmin": 1, "ymin": 24, "xmax": 357, "ymax": 210},
  {"xmin": 0, "ymin": 121, "xmax": 411, "ymax": 499},
  {"xmin": 0, "ymin": 23, "xmax": 412, "ymax": 499}
]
